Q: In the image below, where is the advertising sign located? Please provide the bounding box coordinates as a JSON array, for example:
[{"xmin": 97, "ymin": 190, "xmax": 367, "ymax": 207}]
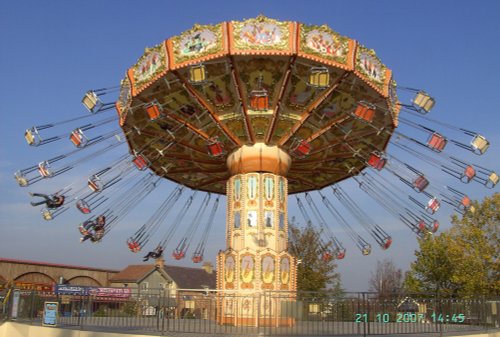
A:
[{"xmin": 42, "ymin": 301, "xmax": 58, "ymax": 327}]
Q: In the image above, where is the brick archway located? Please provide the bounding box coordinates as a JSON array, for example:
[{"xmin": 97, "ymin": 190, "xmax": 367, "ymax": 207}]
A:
[{"xmin": 67, "ymin": 275, "xmax": 102, "ymax": 287}]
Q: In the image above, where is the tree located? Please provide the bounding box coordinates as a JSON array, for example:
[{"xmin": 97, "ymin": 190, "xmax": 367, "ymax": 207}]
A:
[
  {"xmin": 288, "ymin": 221, "xmax": 341, "ymax": 292},
  {"xmin": 369, "ymin": 259, "xmax": 403, "ymax": 298},
  {"xmin": 404, "ymin": 193, "xmax": 499, "ymax": 297}
]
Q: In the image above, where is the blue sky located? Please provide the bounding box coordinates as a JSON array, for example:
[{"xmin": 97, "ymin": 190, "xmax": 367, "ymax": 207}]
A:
[{"xmin": 0, "ymin": 0, "xmax": 499, "ymax": 291}]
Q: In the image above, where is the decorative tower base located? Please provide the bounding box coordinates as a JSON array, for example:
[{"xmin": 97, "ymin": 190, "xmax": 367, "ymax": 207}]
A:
[{"xmin": 216, "ymin": 144, "xmax": 297, "ymax": 326}]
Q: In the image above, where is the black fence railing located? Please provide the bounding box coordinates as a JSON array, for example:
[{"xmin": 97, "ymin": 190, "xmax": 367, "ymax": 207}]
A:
[{"xmin": 1, "ymin": 288, "xmax": 499, "ymax": 336}]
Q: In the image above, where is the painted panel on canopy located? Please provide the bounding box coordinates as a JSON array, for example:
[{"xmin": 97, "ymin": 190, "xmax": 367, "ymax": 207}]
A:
[
  {"xmin": 297, "ymin": 23, "xmax": 355, "ymax": 70},
  {"xmin": 229, "ymin": 16, "xmax": 296, "ymax": 55},
  {"xmin": 354, "ymin": 44, "xmax": 391, "ymax": 97},
  {"xmin": 168, "ymin": 22, "xmax": 227, "ymax": 69},
  {"xmin": 128, "ymin": 41, "xmax": 169, "ymax": 96},
  {"xmin": 116, "ymin": 75, "xmax": 132, "ymax": 126}
]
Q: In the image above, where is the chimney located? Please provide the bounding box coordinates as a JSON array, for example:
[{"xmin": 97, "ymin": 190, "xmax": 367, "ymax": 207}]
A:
[
  {"xmin": 202, "ymin": 261, "xmax": 213, "ymax": 274},
  {"xmin": 155, "ymin": 256, "xmax": 165, "ymax": 269}
]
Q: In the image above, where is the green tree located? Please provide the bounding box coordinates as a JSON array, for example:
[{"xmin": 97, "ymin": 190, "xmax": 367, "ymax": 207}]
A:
[
  {"xmin": 288, "ymin": 221, "xmax": 341, "ymax": 292},
  {"xmin": 404, "ymin": 193, "xmax": 499, "ymax": 297}
]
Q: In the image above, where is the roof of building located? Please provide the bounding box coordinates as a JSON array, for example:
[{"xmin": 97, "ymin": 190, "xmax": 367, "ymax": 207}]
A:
[
  {"xmin": 110, "ymin": 263, "xmax": 216, "ymax": 289},
  {"xmin": 109, "ymin": 264, "xmax": 154, "ymax": 283},
  {"xmin": 165, "ymin": 265, "xmax": 216, "ymax": 289},
  {"xmin": 0, "ymin": 258, "xmax": 120, "ymax": 273}
]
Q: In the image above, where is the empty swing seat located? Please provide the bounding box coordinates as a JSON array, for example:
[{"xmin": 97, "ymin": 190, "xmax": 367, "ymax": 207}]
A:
[
  {"xmin": 145, "ymin": 103, "xmax": 163, "ymax": 121},
  {"xmin": 426, "ymin": 197, "xmax": 440, "ymax": 214},
  {"xmin": 367, "ymin": 152, "xmax": 386, "ymax": 170},
  {"xmin": 336, "ymin": 249, "xmax": 346, "ymax": 260},
  {"xmin": 189, "ymin": 64, "xmax": 206, "ymax": 83},
  {"xmin": 127, "ymin": 239, "xmax": 141, "ymax": 253},
  {"xmin": 15, "ymin": 171, "xmax": 29, "ymax": 187},
  {"xmin": 470, "ymin": 134, "xmax": 489, "ymax": 155},
  {"xmin": 70, "ymin": 129, "xmax": 87, "ymax": 147},
  {"xmin": 132, "ymin": 155, "xmax": 149, "ymax": 171},
  {"xmin": 461, "ymin": 165, "xmax": 476, "ymax": 183},
  {"xmin": 308, "ymin": 67, "xmax": 330, "ymax": 88},
  {"xmin": 413, "ymin": 175, "xmax": 429, "ymax": 192},
  {"xmin": 361, "ymin": 245, "xmax": 371, "ymax": 256},
  {"xmin": 24, "ymin": 128, "xmax": 41, "ymax": 146},
  {"xmin": 41, "ymin": 209, "xmax": 53, "ymax": 221},
  {"xmin": 460, "ymin": 195, "xmax": 471, "ymax": 209},
  {"xmin": 82, "ymin": 91, "xmax": 103, "ymax": 113},
  {"xmin": 417, "ymin": 220, "xmax": 427, "ymax": 232},
  {"xmin": 381, "ymin": 237, "xmax": 392, "ymax": 250},
  {"xmin": 38, "ymin": 161, "xmax": 53, "ymax": 178},
  {"xmin": 486, "ymin": 172, "xmax": 499, "ymax": 188},
  {"xmin": 172, "ymin": 250, "xmax": 185, "ymax": 260},
  {"xmin": 353, "ymin": 102, "xmax": 376, "ymax": 122},
  {"xmin": 427, "ymin": 133, "xmax": 447, "ymax": 152},
  {"xmin": 76, "ymin": 199, "xmax": 91, "ymax": 214},
  {"xmin": 207, "ymin": 138, "xmax": 225, "ymax": 157},
  {"xmin": 321, "ymin": 251, "xmax": 333, "ymax": 262},
  {"xmin": 88, "ymin": 175, "xmax": 103, "ymax": 192},
  {"xmin": 431, "ymin": 220, "xmax": 440, "ymax": 233},
  {"xmin": 249, "ymin": 89, "xmax": 269, "ymax": 110},
  {"xmin": 192, "ymin": 254, "xmax": 203, "ymax": 263},
  {"xmin": 412, "ymin": 91, "xmax": 435, "ymax": 113},
  {"xmin": 291, "ymin": 139, "xmax": 311, "ymax": 158}
]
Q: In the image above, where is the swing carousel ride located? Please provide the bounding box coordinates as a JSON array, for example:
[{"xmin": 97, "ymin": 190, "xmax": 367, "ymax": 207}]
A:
[{"xmin": 16, "ymin": 16, "xmax": 497, "ymax": 319}]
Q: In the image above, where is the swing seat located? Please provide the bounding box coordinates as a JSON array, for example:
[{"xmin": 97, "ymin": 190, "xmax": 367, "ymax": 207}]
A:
[
  {"xmin": 413, "ymin": 175, "xmax": 429, "ymax": 192},
  {"xmin": 41, "ymin": 209, "xmax": 53, "ymax": 221},
  {"xmin": 127, "ymin": 239, "xmax": 141, "ymax": 253},
  {"xmin": 417, "ymin": 220, "xmax": 426, "ymax": 232},
  {"xmin": 361, "ymin": 245, "xmax": 371, "ymax": 256},
  {"xmin": 76, "ymin": 200, "xmax": 91, "ymax": 214},
  {"xmin": 470, "ymin": 134, "xmax": 489, "ymax": 155},
  {"xmin": 249, "ymin": 89, "xmax": 269, "ymax": 111},
  {"xmin": 69, "ymin": 128, "xmax": 88, "ymax": 148},
  {"xmin": 38, "ymin": 161, "xmax": 53, "ymax": 178},
  {"xmin": 367, "ymin": 152, "xmax": 386, "ymax": 170},
  {"xmin": 486, "ymin": 172, "xmax": 499, "ymax": 189},
  {"xmin": 308, "ymin": 67, "xmax": 330, "ymax": 88},
  {"xmin": 207, "ymin": 138, "xmax": 225, "ymax": 157},
  {"xmin": 321, "ymin": 252, "xmax": 333, "ymax": 262},
  {"xmin": 460, "ymin": 195, "xmax": 471, "ymax": 209},
  {"xmin": 412, "ymin": 91, "xmax": 435, "ymax": 114},
  {"xmin": 88, "ymin": 175, "xmax": 102, "ymax": 192},
  {"xmin": 132, "ymin": 155, "xmax": 149, "ymax": 171},
  {"xmin": 461, "ymin": 165, "xmax": 476, "ymax": 183},
  {"xmin": 15, "ymin": 171, "xmax": 29, "ymax": 187},
  {"xmin": 24, "ymin": 128, "xmax": 41, "ymax": 146},
  {"xmin": 189, "ymin": 64, "xmax": 206, "ymax": 83},
  {"xmin": 145, "ymin": 103, "xmax": 163, "ymax": 121},
  {"xmin": 82, "ymin": 91, "xmax": 103, "ymax": 113},
  {"xmin": 426, "ymin": 197, "xmax": 440, "ymax": 214},
  {"xmin": 352, "ymin": 102, "xmax": 376, "ymax": 123},
  {"xmin": 290, "ymin": 139, "xmax": 311, "ymax": 158},
  {"xmin": 431, "ymin": 220, "xmax": 439, "ymax": 233},
  {"xmin": 336, "ymin": 249, "xmax": 346, "ymax": 260},
  {"xmin": 192, "ymin": 254, "xmax": 203, "ymax": 263},
  {"xmin": 381, "ymin": 237, "xmax": 392, "ymax": 250},
  {"xmin": 172, "ymin": 250, "xmax": 185, "ymax": 260},
  {"xmin": 427, "ymin": 133, "xmax": 447, "ymax": 152}
]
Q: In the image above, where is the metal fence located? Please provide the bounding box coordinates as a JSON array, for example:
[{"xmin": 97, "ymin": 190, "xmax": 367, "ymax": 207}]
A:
[{"xmin": 2, "ymin": 288, "xmax": 499, "ymax": 336}]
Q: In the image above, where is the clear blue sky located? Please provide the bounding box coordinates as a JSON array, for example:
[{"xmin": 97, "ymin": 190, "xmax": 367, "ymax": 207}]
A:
[{"xmin": 0, "ymin": 0, "xmax": 499, "ymax": 291}]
